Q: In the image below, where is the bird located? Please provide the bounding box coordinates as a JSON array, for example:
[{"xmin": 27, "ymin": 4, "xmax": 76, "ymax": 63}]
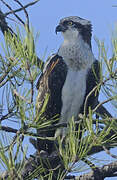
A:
[{"xmin": 34, "ymin": 16, "xmax": 100, "ymax": 154}]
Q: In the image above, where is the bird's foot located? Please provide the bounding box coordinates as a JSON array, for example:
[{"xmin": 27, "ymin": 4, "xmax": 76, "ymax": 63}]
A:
[{"xmin": 55, "ymin": 127, "xmax": 67, "ymax": 142}]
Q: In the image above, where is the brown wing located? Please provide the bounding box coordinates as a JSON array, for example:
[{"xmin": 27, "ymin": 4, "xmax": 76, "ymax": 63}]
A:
[{"xmin": 36, "ymin": 54, "xmax": 67, "ymax": 153}]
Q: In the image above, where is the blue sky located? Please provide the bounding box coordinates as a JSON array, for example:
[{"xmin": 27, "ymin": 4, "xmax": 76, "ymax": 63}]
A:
[
  {"xmin": 29, "ymin": 1, "xmax": 117, "ymax": 179},
  {"xmin": 30, "ymin": 1, "xmax": 117, "ymax": 179},
  {"xmin": 28, "ymin": 0, "xmax": 117, "ymax": 113},
  {"xmin": 28, "ymin": 0, "xmax": 117, "ymax": 58},
  {"xmin": 1, "ymin": 0, "xmax": 117, "ymax": 179}
]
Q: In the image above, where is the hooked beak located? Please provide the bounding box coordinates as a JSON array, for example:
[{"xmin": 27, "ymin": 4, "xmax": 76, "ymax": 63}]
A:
[{"xmin": 55, "ymin": 24, "xmax": 67, "ymax": 34}]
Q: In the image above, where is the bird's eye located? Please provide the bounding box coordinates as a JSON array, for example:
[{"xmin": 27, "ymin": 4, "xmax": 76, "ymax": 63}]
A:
[{"xmin": 67, "ymin": 21, "xmax": 73, "ymax": 26}]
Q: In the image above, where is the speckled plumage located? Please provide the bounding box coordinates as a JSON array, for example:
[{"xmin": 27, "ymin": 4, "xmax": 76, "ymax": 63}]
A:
[
  {"xmin": 58, "ymin": 33, "xmax": 94, "ymax": 70},
  {"xmin": 35, "ymin": 16, "xmax": 100, "ymax": 153},
  {"xmin": 55, "ymin": 16, "xmax": 95, "ymax": 138}
]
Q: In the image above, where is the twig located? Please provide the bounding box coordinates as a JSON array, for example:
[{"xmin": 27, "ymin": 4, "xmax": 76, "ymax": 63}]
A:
[
  {"xmin": 96, "ymin": 102, "xmax": 112, "ymax": 118},
  {"xmin": 103, "ymin": 146, "xmax": 117, "ymax": 159},
  {"xmin": 13, "ymin": 89, "xmax": 31, "ymax": 104},
  {"xmin": 5, "ymin": 0, "xmax": 40, "ymax": 16},
  {"xmin": 6, "ymin": 16, "xmax": 22, "ymax": 25},
  {"xmin": 93, "ymin": 96, "xmax": 116, "ymax": 114},
  {"xmin": 0, "ymin": 63, "xmax": 13, "ymax": 84},
  {"xmin": 83, "ymin": 158, "xmax": 97, "ymax": 170},
  {"xmin": 27, "ymin": 63, "xmax": 34, "ymax": 103},
  {"xmin": 3, "ymin": 131, "xmax": 22, "ymax": 152},
  {"xmin": 0, "ymin": 126, "xmax": 18, "ymax": 133},
  {"xmin": 13, "ymin": 0, "xmax": 30, "ymax": 30},
  {"xmin": 1, "ymin": 151, "xmax": 117, "ymax": 180},
  {"xmin": 84, "ymin": 66, "xmax": 117, "ymax": 116},
  {"xmin": 75, "ymin": 160, "xmax": 117, "ymax": 179},
  {"xmin": 0, "ymin": 75, "xmax": 14, "ymax": 87},
  {"xmin": 0, "ymin": 111, "xmax": 16, "ymax": 122},
  {"xmin": 0, "ymin": 9, "xmax": 44, "ymax": 69},
  {"xmin": 0, "ymin": 0, "xmax": 25, "ymax": 26},
  {"xmin": 60, "ymin": 158, "xmax": 77, "ymax": 180},
  {"xmin": 87, "ymin": 133, "xmax": 117, "ymax": 156},
  {"xmin": 84, "ymin": 76, "xmax": 113, "ymax": 118}
]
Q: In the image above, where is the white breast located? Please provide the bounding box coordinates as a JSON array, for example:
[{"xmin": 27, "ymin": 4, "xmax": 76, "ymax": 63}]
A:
[
  {"xmin": 55, "ymin": 34, "xmax": 95, "ymax": 138},
  {"xmin": 60, "ymin": 68, "xmax": 87, "ymax": 123}
]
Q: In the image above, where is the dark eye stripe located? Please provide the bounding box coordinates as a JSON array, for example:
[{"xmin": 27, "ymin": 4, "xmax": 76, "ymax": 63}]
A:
[
  {"xmin": 63, "ymin": 20, "xmax": 69, "ymax": 25},
  {"xmin": 63, "ymin": 20, "xmax": 74, "ymax": 26}
]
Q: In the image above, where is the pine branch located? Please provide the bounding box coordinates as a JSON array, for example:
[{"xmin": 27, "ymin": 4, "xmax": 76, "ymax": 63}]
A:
[
  {"xmin": 1, "ymin": 151, "xmax": 117, "ymax": 180},
  {"xmin": 0, "ymin": 151, "xmax": 65, "ymax": 180},
  {"xmin": 75, "ymin": 160, "xmax": 117, "ymax": 180},
  {"xmin": 0, "ymin": 8, "xmax": 44, "ymax": 69},
  {"xmin": 13, "ymin": 0, "xmax": 30, "ymax": 29},
  {"xmin": 96, "ymin": 103, "xmax": 112, "ymax": 118}
]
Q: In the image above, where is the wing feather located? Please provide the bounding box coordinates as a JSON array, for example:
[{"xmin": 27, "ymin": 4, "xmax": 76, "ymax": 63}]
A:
[
  {"xmin": 35, "ymin": 54, "xmax": 67, "ymax": 153},
  {"xmin": 36, "ymin": 54, "xmax": 68, "ymax": 120},
  {"xmin": 80, "ymin": 60, "xmax": 100, "ymax": 114}
]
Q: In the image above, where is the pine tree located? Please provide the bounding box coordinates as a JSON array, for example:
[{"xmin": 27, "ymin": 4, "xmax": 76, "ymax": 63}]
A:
[{"xmin": 0, "ymin": 1, "xmax": 117, "ymax": 180}]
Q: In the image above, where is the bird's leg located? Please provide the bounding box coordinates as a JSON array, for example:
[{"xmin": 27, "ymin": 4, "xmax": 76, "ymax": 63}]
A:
[
  {"xmin": 55, "ymin": 127, "xmax": 67, "ymax": 141},
  {"xmin": 54, "ymin": 114, "xmax": 68, "ymax": 142}
]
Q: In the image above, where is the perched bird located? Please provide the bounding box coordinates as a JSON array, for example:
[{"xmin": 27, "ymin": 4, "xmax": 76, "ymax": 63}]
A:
[{"xmin": 35, "ymin": 16, "xmax": 100, "ymax": 154}]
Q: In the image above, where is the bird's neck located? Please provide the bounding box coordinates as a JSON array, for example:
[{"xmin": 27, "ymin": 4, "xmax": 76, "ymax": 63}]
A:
[{"xmin": 58, "ymin": 35, "xmax": 94, "ymax": 70}]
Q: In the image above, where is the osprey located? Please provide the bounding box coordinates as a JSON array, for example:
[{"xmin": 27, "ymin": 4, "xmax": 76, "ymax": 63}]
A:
[{"xmin": 35, "ymin": 16, "xmax": 100, "ymax": 153}]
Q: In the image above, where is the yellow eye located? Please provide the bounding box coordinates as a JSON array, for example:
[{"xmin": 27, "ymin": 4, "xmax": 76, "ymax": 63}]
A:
[{"xmin": 67, "ymin": 21, "xmax": 73, "ymax": 26}]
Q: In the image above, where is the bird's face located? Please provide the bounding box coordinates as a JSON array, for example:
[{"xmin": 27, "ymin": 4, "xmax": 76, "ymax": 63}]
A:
[
  {"xmin": 55, "ymin": 16, "xmax": 92, "ymax": 45},
  {"xmin": 56, "ymin": 20, "xmax": 79, "ymax": 40}
]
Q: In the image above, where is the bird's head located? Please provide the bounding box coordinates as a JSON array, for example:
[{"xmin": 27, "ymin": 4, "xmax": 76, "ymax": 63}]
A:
[{"xmin": 55, "ymin": 16, "xmax": 92, "ymax": 47}]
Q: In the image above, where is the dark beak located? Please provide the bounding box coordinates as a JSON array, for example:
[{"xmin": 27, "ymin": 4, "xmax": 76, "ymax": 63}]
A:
[{"xmin": 55, "ymin": 24, "xmax": 67, "ymax": 34}]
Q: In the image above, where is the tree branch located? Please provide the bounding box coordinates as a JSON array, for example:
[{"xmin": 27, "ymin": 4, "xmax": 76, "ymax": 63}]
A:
[
  {"xmin": 13, "ymin": 0, "xmax": 30, "ymax": 30},
  {"xmin": 5, "ymin": 0, "xmax": 40, "ymax": 16},
  {"xmin": 96, "ymin": 102, "xmax": 112, "ymax": 118},
  {"xmin": 75, "ymin": 160, "xmax": 117, "ymax": 180},
  {"xmin": 1, "ymin": 151, "xmax": 117, "ymax": 180},
  {"xmin": 0, "ymin": 8, "xmax": 44, "ymax": 69},
  {"xmin": 0, "ymin": 0, "xmax": 25, "ymax": 25},
  {"xmin": 0, "ymin": 151, "xmax": 65, "ymax": 180}
]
